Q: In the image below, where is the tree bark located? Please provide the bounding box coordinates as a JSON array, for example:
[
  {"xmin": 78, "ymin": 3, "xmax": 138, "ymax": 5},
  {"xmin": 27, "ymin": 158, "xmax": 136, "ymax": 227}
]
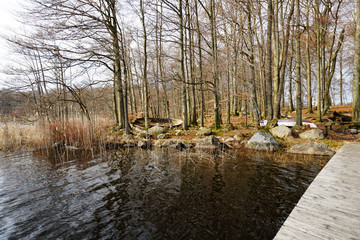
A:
[
  {"xmin": 178, "ymin": 0, "xmax": 188, "ymax": 130},
  {"xmin": 306, "ymin": 0, "xmax": 313, "ymax": 113},
  {"xmin": 194, "ymin": 0, "xmax": 205, "ymax": 127},
  {"xmin": 266, "ymin": 0, "xmax": 273, "ymax": 120},
  {"xmin": 247, "ymin": 3, "xmax": 260, "ymax": 126},
  {"xmin": 295, "ymin": 0, "xmax": 302, "ymax": 127},
  {"xmin": 210, "ymin": 0, "xmax": 221, "ymax": 129},
  {"xmin": 315, "ymin": 0, "xmax": 322, "ymax": 122},
  {"xmin": 353, "ymin": 0, "xmax": 360, "ymax": 121},
  {"xmin": 140, "ymin": 0, "xmax": 149, "ymax": 129}
]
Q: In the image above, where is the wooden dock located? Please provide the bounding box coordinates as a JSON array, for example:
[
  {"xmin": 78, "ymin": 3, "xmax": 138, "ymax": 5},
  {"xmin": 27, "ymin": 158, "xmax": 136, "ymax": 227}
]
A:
[{"xmin": 274, "ymin": 143, "xmax": 360, "ymax": 239}]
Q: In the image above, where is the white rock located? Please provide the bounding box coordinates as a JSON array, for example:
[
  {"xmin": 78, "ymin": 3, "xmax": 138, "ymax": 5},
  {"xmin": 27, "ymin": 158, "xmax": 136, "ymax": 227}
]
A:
[{"xmin": 270, "ymin": 125, "xmax": 292, "ymax": 138}]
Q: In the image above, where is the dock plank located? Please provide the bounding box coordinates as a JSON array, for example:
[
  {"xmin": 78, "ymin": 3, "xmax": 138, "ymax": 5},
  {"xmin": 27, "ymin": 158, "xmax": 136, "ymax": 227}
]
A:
[{"xmin": 274, "ymin": 143, "xmax": 360, "ymax": 240}]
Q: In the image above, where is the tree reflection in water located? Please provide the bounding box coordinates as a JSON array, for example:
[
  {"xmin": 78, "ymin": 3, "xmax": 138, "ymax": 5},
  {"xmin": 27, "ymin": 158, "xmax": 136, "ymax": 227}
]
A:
[{"xmin": 0, "ymin": 149, "xmax": 329, "ymax": 240}]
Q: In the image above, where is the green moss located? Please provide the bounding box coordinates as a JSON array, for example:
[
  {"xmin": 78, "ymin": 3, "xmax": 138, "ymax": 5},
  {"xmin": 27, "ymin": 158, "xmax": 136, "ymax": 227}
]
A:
[{"xmin": 109, "ymin": 125, "xmax": 124, "ymax": 136}]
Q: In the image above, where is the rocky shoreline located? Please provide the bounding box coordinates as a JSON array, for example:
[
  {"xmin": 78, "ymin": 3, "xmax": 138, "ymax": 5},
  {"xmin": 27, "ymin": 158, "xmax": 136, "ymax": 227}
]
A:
[{"xmin": 102, "ymin": 125, "xmax": 337, "ymax": 156}]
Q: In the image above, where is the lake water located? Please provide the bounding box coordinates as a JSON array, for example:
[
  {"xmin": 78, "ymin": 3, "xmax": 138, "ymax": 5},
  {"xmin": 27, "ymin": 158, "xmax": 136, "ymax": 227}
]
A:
[{"xmin": 0, "ymin": 148, "xmax": 329, "ymax": 239}]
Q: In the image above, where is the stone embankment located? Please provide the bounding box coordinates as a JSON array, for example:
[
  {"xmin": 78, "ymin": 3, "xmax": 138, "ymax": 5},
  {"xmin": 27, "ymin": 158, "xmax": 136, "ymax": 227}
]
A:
[{"xmin": 107, "ymin": 125, "xmax": 339, "ymax": 156}]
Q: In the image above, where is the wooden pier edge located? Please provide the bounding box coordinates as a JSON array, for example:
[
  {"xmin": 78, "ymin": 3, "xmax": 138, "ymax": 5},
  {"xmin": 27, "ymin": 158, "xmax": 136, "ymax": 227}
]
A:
[{"xmin": 274, "ymin": 142, "xmax": 360, "ymax": 240}]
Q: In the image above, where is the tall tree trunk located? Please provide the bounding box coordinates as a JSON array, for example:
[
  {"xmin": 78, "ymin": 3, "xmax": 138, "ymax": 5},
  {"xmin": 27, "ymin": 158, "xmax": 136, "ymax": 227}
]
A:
[
  {"xmin": 272, "ymin": 0, "xmax": 280, "ymax": 118},
  {"xmin": 109, "ymin": 1, "xmax": 125, "ymax": 129},
  {"xmin": 315, "ymin": 0, "xmax": 322, "ymax": 121},
  {"xmin": 120, "ymin": 30, "xmax": 131, "ymax": 134},
  {"xmin": 195, "ymin": 0, "xmax": 205, "ymax": 127},
  {"xmin": 274, "ymin": 0, "xmax": 295, "ymax": 119},
  {"xmin": 155, "ymin": 6, "xmax": 160, "ymax": 118},
  {"xmin": 295, "ymin": 0, "xmax": 302, "ymax": 127},
  {"xmin": 210, "ymin": 0, "xmax": 221, "ymax": 129},
  {"xmin": 225, "ymin": 22, "xmax": 231, "ymax": 126},
  {"xmin": 140, "ymin": 0, "xmax": 149, "ymax": 129},
  {"xmin": 288, "ymin": 53, "xmax": 295, "ymax": 112},
  {"xmin": 185, "ymin": 0, "xmax": 197, "ymax": 126},
  {"xmin": 306, "ymin": 0, "xmax": 313, "ymax": 113},
  {"xmin": 353, "ymin": 0, "xmax": 360, "ymax": 121},
  {"xmin": 158, "ymin": 1, "xmax": 170, "ymax": 119},
  {"xmin": 266, "ymin": 0, "xmax": 273, "ymax": 120},
  {"xmin": 179, "ymin": 0, "xmax": 188, "ymax": 130},
  {"xmin": 340, "ymin": 47, "xmax": 343, "ymax": 106},
  {"xmin": 247, "ymin": 4, "xmax": 260, "ymax": 126}
]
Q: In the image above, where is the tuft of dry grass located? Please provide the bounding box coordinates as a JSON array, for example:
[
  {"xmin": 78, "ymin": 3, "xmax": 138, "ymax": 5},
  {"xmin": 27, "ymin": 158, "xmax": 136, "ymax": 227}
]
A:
[
  {"xmin": 0, "ymin": 121, "xmax": 51, "ymax": 151},
  {"xmin": 0, "ymin": 118, "xmax": 113, "ymax": 152}
]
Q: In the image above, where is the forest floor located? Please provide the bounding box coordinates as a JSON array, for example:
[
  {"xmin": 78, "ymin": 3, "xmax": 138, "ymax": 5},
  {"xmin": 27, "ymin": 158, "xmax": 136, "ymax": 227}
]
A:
[
  {"xmin": 164, "ymin": 104, "xmax": 359, "ymax": 152},
  {"xmin": 0, "ymin": 105, "xmax": 359, "ymax": 153}
]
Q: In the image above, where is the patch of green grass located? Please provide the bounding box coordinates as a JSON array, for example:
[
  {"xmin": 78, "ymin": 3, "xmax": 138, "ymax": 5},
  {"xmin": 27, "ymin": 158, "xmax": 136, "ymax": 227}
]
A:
[{"xmin": 320, "ymin": 139, "xmax": 344, "ymax": 148}]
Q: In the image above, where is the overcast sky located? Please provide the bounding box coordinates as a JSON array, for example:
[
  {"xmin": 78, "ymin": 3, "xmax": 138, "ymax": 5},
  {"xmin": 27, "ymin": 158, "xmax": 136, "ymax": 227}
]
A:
[
  {"xmin": 0, "ymin": 0, "xmax": 21, "ymax": 85},
  {"xmin": 0, "ymin": 0, "xmax": 20, "ymax": 45}
]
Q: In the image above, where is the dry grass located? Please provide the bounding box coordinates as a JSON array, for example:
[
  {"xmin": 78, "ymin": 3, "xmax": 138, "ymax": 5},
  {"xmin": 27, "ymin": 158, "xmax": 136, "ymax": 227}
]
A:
[
  {"xmin": 0, "ymin": 118, "xmax": 113, "ymax": 152},
  {"xmin": 0, "ymin": 121, "xmax": 51, "ymax": 151}
]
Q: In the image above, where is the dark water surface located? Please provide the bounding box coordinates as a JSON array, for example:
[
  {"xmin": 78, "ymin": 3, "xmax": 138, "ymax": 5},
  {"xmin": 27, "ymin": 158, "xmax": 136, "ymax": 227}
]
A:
[{"xmin": 0, "ymin": 148, "xmax": 329, "ymax": 240}]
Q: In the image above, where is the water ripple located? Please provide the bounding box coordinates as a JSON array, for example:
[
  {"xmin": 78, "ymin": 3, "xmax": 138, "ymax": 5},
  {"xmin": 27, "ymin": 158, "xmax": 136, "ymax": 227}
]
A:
[{"xmin": 0, "ymin": 149, "xmax": 329, "ymax": 239}]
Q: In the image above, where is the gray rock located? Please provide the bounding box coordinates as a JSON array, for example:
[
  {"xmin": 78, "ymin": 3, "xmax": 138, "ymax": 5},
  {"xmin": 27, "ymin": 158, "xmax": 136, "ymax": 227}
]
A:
[
  {"xmin": 288, "ymin": 142, "xmax": 335, "ymax": 156},
  {"xmin": 195, "ymin": 136, "xmax": 220, "ymax": 149},
  {"xmin": 154, "ymin": 139, "xmax": 193, "ymax": 149},
  {"xmin": 246, "ymin": 132, "xmax": 279, "ymax": 152},
  {"xmin": 299, "ymin": 129, "xmax": 325, "ymax": 140},
  {"xmin": 154, "ymin": 139, "xmax": 178, "ymax": 148},
  {"xmin": 148, "ymin": 125, "xmax": 166, "ymax": 135},
  {"xmin": 350, "ymin": 129, "xmax": 358, "ymax": 135},
  {"xmin": 270, "ymin": 125, "xmax": 292, "ymax": 138},
  {"xmin": 196, "ymin": 127, "xmax": 212, "ymax": 137}
]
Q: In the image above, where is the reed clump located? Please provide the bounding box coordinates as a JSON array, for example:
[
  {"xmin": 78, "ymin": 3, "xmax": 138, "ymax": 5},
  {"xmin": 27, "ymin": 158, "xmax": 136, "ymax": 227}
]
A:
[
  {"xmin": 0, "ymin": 118, "xmax": 112, "ymax": 152},
  {"xmin": 0, "ymin": 121, "xmax": 50, "ymax": 151}
]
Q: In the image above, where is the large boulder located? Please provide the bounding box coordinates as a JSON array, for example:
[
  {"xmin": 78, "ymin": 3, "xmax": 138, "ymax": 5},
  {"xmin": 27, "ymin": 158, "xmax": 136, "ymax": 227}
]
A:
[
  {"xmin": 154, "ymin": 139, "xmax": 193, "ymax": 150},
  {"xmin": 148, "ymin": 125, "xmax": 166, "ymax": 135},
  {"xmin": 270, "ymin": 125, "xmax": 292, "ymax": 138},
  {"xmin": 195, "ymin": 136, "xmax": 220, "ymax": 149},
  {"xmin": 196, "ymin": 127, "xmax": 212, "ymax": 137},
  {"xmin": 246, "ymin": 132, "xmax": 279, "ymax": 152},
  {"xmin": 288, "ymin": 142, "xmax": 334, "ymax": 156},
  {"xmin": 299, "ymin": 129, "xmax": 325, "ymax": 140}
]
